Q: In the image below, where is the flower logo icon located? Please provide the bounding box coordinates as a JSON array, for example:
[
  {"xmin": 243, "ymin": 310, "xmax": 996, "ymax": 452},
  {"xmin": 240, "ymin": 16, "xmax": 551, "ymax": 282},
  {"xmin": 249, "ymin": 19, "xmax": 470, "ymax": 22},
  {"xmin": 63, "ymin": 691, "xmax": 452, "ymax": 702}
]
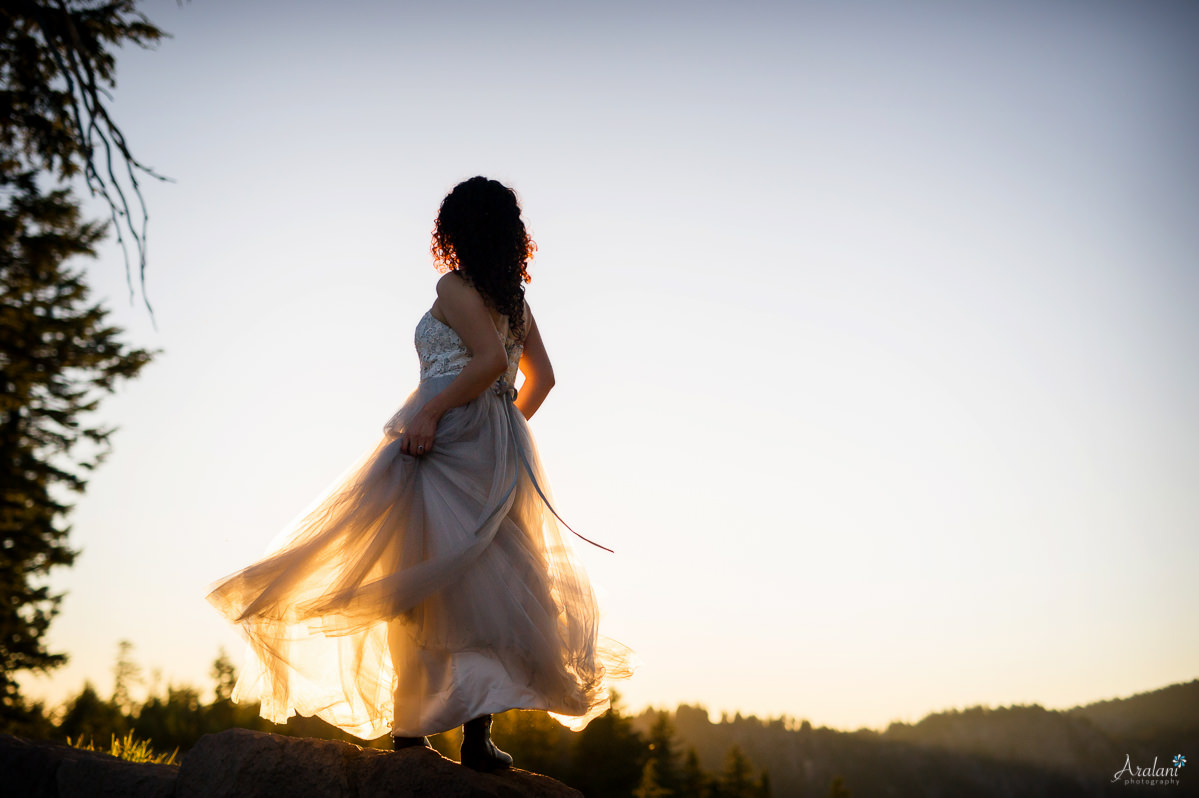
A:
[{"xmin": 1174, "ymin": 754, "xmax": 1187, "ymax": 768}]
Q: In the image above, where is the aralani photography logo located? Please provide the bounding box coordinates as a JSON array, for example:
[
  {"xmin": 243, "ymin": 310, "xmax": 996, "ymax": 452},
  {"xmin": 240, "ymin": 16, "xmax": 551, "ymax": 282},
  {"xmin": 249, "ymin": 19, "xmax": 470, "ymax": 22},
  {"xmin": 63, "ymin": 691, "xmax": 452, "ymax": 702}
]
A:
[{"xmin": 1111, "ymin": 753, "xmax": 1187, "ymax": 787}]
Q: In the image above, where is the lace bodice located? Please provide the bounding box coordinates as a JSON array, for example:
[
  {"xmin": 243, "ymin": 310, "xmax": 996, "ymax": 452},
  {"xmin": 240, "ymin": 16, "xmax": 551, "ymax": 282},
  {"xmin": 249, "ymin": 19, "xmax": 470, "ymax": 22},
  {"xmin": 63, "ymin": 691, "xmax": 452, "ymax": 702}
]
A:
[{"xmin": 415, "ymin": 310, "xmax": 523, "ymax": 396}]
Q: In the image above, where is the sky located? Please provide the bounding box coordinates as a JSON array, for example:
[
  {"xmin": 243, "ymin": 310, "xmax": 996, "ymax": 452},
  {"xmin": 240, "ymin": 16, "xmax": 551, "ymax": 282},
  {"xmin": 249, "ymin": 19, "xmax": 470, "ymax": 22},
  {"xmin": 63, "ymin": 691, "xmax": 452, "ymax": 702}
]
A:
[{"xmin": 18, "ymin": 0, "xmax": 1199, "ymax": 733}]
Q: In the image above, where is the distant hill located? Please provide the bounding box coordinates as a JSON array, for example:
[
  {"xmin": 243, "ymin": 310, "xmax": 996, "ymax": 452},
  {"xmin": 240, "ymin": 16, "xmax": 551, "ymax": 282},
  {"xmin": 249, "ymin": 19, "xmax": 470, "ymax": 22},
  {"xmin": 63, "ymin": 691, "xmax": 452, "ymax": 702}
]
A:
[
  {"xmin": 633, "ymin": 679, "xmax": 1198, "ymax": 797},
  {"xmin": 1068, "ymin": 678, "xmax": 1199, "ymax": 750}
]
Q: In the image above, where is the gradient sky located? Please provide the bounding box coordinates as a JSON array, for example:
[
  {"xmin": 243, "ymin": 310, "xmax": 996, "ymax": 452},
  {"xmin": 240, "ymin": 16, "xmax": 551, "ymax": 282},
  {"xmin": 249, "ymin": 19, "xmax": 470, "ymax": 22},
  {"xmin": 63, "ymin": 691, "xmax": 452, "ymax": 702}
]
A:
[{"xmin": 19, "ymin": 0, "xmax": 1199, "ymax": 733}]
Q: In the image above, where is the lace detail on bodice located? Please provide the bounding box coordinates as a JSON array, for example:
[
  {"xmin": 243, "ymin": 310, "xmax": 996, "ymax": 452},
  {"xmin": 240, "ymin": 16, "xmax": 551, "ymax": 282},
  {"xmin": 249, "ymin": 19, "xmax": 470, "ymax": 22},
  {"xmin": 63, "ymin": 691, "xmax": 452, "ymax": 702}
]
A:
[{"xmin": 415, "ymin": 310, "xmax": 523, "ymax": 396}]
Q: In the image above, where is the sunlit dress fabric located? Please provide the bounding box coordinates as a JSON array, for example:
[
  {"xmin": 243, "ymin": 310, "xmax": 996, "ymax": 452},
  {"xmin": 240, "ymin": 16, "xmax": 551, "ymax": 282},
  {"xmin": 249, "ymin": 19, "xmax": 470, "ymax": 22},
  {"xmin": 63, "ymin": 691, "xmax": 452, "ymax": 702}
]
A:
[{"xmin": 206, "ymin": 309, "xmax": 634, "ymax": 740}]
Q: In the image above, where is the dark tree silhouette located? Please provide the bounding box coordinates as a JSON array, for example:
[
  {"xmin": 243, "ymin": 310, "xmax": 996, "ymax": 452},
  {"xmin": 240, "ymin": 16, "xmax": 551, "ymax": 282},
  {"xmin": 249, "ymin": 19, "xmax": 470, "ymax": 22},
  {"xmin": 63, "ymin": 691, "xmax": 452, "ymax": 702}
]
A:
[
  {"xmin": 490, "ymin": 708, "xmax": 571, "ymax": 776},
  {"xmin": 570, "ymin": 692, "xmax": 647, "ymax": 798},
  {"xmin": 58, "ymin": 682, "xmax": 128, "ymax": 744},
  {"xmin": 635, "ymin": 757, "xmax": 672, "ymax": 798},
  {"xmin": 645, "ymin": 711, "xmax": 682, "ymax": 795},
  {"xmin": 110, "ymin": 639, "xmax": 141, "ymax": 714},
  {"xmin": 0, "ymin": 0, "xmax": 165, "ymax": 730},
  {"xmin": 679, "ymin": 747, "xmax": 710, "ymax": 797},
  {"xmin": 717, "ymin": 744, "xmax": 755, "ymax": 798},
  {"xmin": 0, "ymin": 173, "xmax": 155, "ymax": 727},
  {"xmin": 2, "ymin": 0, "xmax": 170, "ymax": 315},
  {"xmin": 210, "ymin": 648, "xmax": 236, "ymax": 704}
]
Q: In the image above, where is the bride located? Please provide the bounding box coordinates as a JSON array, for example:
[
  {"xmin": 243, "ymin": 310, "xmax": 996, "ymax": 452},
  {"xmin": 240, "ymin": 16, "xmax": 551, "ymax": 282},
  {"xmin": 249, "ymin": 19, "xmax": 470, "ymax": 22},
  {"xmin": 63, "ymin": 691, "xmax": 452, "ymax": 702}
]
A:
[{"xmin": 206, "ymin": 176, "xmax": 633, "ymax": 771}]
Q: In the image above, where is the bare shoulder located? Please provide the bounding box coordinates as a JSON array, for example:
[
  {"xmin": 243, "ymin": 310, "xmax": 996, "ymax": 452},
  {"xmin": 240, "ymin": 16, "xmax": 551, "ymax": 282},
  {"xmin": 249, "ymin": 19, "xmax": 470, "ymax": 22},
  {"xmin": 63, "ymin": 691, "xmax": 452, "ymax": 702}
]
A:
[
  {"xmin": 435, "ymin": 270, "xmax": 473, "ymax": 299},
  {"xmin": 434, "ymin": 271, "xmax": 489, "ymax": 315}
]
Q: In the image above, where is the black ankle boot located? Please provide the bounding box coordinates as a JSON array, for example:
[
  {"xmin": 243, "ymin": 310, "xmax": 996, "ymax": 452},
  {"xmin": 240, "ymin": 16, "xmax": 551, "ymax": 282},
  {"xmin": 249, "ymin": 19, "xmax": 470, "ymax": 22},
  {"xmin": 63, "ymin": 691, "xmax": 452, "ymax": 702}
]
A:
[
  {"xmin": 460, "ymin": 714, "xmax": 513, "ymax": 771},
  {"xmin": 392, "ymin": 734, "xmax": 431, "ymax": 750}
]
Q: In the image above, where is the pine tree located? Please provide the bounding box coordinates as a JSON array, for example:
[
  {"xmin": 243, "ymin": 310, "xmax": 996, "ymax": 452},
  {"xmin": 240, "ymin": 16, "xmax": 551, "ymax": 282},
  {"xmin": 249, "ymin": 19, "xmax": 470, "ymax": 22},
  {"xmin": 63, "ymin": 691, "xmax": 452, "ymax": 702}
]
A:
[
  {"xmin": 720, "ymin": 745, "xmax": 755, "ymax": 798},
  {"xmin": 205, "ymin": 648, "xmax": 238, "ymax": 731},
  {"xmin": 491, "ymin": 709, "xmax": 571, "ymax": 778},
  {"xmin": 634, "ymin": 757, "xmax": 671, "ymax": 798},
  {"xmin": 679, "ymin": 746, "xmax": 709, "ymax": 797},
  {"xmin": 0, "ymin": 0, "xmax": 165, "ymax": 728},
  {"xmin": 646, "ymin": 711, "xmax": 682, "ymax": 796},
  {"xmin": 1, "ymin": 0, "xmax": 169, "ymax": 310},
  {"xmin": 570, "ymin": 692, "xmax": 647, "ymax": 798},
  {"xmin": 210, "ymin": 649, "xmax": 237, "ymax": 704},
  {"xmin": 57, "ymin": 682, "xmax": 129, "ymax": 744},
  {"xmin": 0, "ymin": 173, "xmax": 155, "ymax": 724},
  {"xmin": 111, "ymin": 639, "xmax": 141, "ymax": 713}
]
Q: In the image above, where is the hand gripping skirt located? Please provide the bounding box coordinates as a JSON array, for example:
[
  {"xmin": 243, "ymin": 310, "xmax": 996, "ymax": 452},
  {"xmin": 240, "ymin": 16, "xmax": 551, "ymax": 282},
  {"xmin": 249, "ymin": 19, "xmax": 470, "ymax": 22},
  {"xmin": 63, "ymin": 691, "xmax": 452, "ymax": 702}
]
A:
[{"xmin": 206, "ymin": 374, "xmax": 634, "ymax": 740}]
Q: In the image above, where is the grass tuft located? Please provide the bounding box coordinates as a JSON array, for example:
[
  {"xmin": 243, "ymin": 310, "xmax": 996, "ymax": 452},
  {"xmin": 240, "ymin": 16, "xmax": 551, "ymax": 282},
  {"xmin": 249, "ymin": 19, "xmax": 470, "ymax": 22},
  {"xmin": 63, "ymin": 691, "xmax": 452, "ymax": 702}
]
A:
[{"xmin": 67, "ymin": 731, "xmax": 179, "ymax": 766}]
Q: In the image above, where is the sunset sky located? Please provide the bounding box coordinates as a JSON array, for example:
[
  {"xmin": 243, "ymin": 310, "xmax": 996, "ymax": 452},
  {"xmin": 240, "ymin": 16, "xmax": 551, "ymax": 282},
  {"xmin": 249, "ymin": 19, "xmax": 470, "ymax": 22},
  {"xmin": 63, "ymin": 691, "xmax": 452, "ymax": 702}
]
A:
[{"xmin": 20, "ymin": 0, "xmax": 1199, "ymax": 733}]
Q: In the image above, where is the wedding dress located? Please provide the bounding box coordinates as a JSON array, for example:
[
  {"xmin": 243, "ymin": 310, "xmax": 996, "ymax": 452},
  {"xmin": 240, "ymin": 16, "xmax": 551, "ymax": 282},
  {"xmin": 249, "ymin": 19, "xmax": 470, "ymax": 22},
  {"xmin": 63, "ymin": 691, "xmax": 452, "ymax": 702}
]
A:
[{"xmin": 206, "ymin": 307, "xmax": 633, "ymax": 740}]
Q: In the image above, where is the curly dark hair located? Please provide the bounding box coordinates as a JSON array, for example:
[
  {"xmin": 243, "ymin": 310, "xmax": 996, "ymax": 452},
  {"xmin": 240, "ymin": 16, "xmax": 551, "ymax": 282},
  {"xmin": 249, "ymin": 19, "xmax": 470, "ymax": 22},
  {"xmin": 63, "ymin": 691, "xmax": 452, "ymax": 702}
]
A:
[{"xmin": 431, "ymin": 176, "xmax": 536, "ymax": 343}]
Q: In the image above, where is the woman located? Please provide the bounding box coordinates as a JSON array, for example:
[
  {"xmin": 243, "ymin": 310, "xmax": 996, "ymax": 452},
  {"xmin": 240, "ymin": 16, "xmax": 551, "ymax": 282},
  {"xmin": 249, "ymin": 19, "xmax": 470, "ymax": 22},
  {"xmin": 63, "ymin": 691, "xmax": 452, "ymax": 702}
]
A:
[{"xmin": 206, "ymin": 176, "xmax": 633, "ymax": 771}]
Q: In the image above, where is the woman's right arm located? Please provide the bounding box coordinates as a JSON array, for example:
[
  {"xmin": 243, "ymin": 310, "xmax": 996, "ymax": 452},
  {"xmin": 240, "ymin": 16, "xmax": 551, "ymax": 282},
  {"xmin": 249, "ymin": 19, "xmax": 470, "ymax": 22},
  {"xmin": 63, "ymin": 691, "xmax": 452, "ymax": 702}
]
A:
[{"xmin": 514, "ymin": 304, "xmax": 554, "ymax": 421}]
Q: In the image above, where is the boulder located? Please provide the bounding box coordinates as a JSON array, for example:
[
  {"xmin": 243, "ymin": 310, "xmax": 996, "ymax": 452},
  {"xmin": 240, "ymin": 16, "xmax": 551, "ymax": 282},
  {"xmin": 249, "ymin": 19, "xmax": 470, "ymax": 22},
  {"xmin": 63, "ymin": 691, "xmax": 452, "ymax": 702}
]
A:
[
  {"xmin": 0, "ymin": 729, "xmax": 583, "ymax": 798},
  {"xmin": 0, "ymin": 733, "xmax": 176, "ymax": 798},
  {"xmin": 177, "ymin": 728, "xmax": 582, "ymax": 798}
]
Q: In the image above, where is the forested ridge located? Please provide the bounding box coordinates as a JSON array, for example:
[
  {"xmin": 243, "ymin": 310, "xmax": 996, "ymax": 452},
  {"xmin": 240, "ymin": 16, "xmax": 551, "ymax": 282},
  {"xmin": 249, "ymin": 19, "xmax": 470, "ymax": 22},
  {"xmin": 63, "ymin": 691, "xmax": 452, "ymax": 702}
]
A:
[
  {"xmin": 10, "ymin": 644, "xmax": 1194, "ymax": 797},
  {"xmin": 637, "ymin": 678, "xmax": 1197, "ymax": 796}
]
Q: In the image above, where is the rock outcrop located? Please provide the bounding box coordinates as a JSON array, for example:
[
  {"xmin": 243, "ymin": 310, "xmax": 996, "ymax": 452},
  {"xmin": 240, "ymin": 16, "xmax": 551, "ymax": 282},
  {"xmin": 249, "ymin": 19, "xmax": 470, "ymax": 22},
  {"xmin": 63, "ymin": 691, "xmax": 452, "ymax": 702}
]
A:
[
  {"xmin": 0, "ymin": 728, "xmax": 583, "ymax": 798},
  {"xmin": 0, "ymin": 734, "xmax": 175, "ymax": 798}
]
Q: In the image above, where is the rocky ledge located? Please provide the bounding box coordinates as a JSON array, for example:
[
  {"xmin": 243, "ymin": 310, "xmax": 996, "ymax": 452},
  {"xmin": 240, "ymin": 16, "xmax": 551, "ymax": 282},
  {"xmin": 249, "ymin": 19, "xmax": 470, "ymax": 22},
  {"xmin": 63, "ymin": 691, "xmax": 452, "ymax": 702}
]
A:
[{"xmin": 0, "ymin": 728, "xmax": 583, "ymax": 798}]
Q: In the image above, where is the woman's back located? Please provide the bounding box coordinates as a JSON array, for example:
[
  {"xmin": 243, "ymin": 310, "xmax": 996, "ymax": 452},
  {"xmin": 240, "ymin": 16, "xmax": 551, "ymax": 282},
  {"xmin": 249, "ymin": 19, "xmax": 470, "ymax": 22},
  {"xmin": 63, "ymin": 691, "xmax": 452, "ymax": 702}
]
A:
[{"xmin": 416, "ymin": 307, "xmax": 523, "ymax": 395}]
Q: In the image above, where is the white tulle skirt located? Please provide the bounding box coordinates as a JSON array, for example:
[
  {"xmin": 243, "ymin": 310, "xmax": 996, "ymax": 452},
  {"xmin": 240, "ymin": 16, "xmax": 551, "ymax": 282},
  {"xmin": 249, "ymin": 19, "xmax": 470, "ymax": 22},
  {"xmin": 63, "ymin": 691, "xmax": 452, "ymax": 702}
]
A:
[{"xmin": 206, "ymin": 374, "xmax": 634, "ymax": 740}]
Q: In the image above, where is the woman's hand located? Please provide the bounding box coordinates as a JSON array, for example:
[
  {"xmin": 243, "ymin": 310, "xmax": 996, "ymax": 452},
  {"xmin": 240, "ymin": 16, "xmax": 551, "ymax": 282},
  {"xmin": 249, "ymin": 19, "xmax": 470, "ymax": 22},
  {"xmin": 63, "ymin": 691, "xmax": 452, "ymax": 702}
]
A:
[{"xmin": 400, "ymin": 406, "xmax": 441, "ymax": 456}]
